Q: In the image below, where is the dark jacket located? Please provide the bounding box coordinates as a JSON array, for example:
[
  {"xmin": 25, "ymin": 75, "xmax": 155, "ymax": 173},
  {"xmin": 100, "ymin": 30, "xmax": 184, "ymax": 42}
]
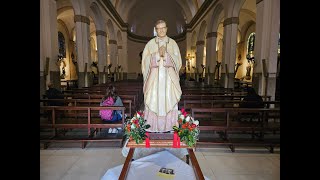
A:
[
  {"xmin": 46, "ymin": 88, "xmax": 64, "ymax": 106},
  {"xmin": 240, "ymin": 88, "xmax": 264, "ymax": 108}
]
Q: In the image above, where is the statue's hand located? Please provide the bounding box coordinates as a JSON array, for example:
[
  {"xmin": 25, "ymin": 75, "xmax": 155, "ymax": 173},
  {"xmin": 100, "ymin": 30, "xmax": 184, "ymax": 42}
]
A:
[
  {"xmin": 164, "ymin": 56, "xmax": 174, "ymax": 68},
  {"xmin": 159, "ymin": 46, "xmax": 166, "ymax": 57}
]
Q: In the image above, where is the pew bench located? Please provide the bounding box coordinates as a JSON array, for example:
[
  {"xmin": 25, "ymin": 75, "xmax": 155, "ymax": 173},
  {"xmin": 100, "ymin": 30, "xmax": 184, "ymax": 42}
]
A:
[
  {"xmin": 191, "ymin": 107, "xmax": 280, "ymax": 152},
  {"xmin": 41, "ymin": 98, "xmax": 133, "ymax": 118},
  {"xmin": 40, "ymin": 106, "xmax": 126, "ymax": 149}
]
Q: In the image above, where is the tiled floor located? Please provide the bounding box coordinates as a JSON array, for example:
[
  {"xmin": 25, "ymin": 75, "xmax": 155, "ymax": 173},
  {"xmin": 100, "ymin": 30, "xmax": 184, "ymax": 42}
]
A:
[{"xmin": 40, "ymin": 142, "xmax": 280, "ymax": 180}]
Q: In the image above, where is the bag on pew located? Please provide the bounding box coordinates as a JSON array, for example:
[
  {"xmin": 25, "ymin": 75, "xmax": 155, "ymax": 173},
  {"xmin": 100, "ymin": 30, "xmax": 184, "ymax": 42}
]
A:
[{"xmin": 99, "ymin": 97, "xmax": 122, "ymax": 122}]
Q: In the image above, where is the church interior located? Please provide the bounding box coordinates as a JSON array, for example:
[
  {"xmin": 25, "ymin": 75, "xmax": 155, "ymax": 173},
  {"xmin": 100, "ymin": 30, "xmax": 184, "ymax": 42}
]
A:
[{"xmin": 40, "ymin": 0, "xmax": 280, "ymax": 179}]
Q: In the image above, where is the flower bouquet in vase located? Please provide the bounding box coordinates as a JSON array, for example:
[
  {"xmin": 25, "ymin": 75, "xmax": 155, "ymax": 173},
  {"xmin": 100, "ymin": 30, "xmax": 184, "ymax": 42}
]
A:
[
  {"xmin": 173, "ymin": 108, "xmax": 200, "ymax": 147},
  {"xmin": 124, "ymin": 111, "xmax": 150, "ymax": 144}
]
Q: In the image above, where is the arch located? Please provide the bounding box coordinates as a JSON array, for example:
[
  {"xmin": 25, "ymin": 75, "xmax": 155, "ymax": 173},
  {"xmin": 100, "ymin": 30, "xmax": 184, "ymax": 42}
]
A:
[
  {"xmin": 197, "ymin": 20, "xmax": 207, "ymax": 41},
  {"xmin": 191, "ymin": 31, "xmax": 197, "ymax": 47},
  {"xmin": 175, "ymin": 0, "xmax": 193, "ymax": 22},
  {"xmin": 207, "ymin": 3, "xmax": 224, "ymax": 33},
  {"xmin": 57, "ymin": 6, "xmax": 74, "ymax": 17},
  {"xmin": 106, "ymin": 19, "xmax": 116, "ymax": 40},
  {"xmin": 70, "ymin": 0, "xmax": 87, "ymax": 16},
  {"xmin": 225, "ymin": 0, "xmax": 246, "ymax": 17},
  {"xmin": 117, "ymin": 30, "xmax": 123, "ymax": 45},
  {"xmin": 240, "ymin": 20, "xmax": 255, "ymax": 42},
  {"xmin": 89, "ymin": 2, "xmax": 105, "ymax": 31}
]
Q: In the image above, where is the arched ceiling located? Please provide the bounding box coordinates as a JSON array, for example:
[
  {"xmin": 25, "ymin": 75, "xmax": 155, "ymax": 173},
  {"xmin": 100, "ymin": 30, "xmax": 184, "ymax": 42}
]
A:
[
  {"xmin": 56, "ymin": 0, "xmax": 256, "ymax": 39},
  {"xmin": 109, "ymin": 0, "xmax": 204, "ymax": 37}
]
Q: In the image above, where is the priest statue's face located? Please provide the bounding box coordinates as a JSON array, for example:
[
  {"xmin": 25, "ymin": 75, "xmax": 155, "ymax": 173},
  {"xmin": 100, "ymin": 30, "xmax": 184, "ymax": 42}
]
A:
[{"xmin": 155, "ymin": 22, "xmax": 167, "ymax": 38}]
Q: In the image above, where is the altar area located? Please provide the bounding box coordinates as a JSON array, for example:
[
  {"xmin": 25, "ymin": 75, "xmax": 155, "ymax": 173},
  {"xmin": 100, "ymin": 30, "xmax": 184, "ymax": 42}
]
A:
[{"xmin": 101, "ymin": 133, "xmax": 207, "ymax": 180}]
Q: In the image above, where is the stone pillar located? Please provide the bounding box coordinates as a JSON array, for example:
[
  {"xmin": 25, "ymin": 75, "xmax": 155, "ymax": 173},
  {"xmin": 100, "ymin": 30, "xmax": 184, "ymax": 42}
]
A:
[
  {"xmin": 195, "ymin": 40, "xmax": 205, "ymax": 82},
  {"xmin": 206, "ymin": 32, "xmax": 218, "ymax": 85},
  {"xmin": 96, "ymin": 30, "xmax": 107, "ymax": 84},
  {"xmin": 40, "ymin": 0, "xmax": 60, "ymax": 91},
  {"xmin": 255, "ymin": 0, "xmax": 280, "ymax": 99},
  {"xmin": 109, "ymin": 40, "xmax": 117, "ymax": 81},
  {"xmin": 190, "ymin": 45, "xmax": 196, "ymax": 80},
  {"xmin": 74, "ymin": 14, "xmax": 91, "ymax": 88},
  {"xmin": 118, "ymin": 45, "xmax": 124, "ymax": 80},
  {"xmin": 222, "ymin": 17, "xmax": 239, "ymax": 89},
  {"xmin": 108, "ymin": 40, "xmax": 118, "ymax": 66}
]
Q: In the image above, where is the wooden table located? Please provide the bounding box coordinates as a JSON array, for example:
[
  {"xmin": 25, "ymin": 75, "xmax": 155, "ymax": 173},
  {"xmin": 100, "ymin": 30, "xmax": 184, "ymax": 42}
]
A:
[{"xmin": 119, "ymin": 133, "xmax": 205, "ymax": 180}]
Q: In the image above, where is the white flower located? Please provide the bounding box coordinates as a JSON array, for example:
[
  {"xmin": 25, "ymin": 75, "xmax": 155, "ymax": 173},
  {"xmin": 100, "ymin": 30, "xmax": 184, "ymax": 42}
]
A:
[
  {"xmin": 137, "ymin": 113, "xmax": 140, "ymax": 118},
  {"xmin": 180, "ymin": 115, "xmax": 185, "ymax": 119},
  {"xmin": 178, "ymin": 110, "xmax": 181, "ymax": 115},
  {"xmin": 131, "ymin": 124, "xmax": 135, "ymax": 129},
  {"xmin": 185, "ymin": 116, "xmax": 190, "ymax": 122},
  {"xmin": 131, "ymin": 117, "xmax": 136, "ymax": 122},
  {"xmin": 194, "ymin": 120, "xmax": 199, "ymax": 126}
]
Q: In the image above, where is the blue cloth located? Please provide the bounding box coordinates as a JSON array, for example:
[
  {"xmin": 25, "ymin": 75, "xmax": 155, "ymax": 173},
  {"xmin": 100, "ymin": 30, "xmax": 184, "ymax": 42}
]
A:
[{"xmin": 103, "ymin": 110, "xmax": 122, "ymax": 122}]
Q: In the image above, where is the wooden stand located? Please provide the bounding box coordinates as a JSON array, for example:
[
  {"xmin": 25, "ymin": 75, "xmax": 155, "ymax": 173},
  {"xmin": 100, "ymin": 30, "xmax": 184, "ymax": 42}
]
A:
[{"xmin": 119, "ymin": 133, "xmax": 205, "ymax": 180}]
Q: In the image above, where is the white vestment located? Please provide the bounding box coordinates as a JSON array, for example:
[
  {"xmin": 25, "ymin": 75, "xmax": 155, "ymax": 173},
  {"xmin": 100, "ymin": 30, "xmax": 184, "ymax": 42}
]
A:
[
  {"xmin": 122, "ymin": 36, "xmax": 186, "ymax": 160},
  {"xmin": 141, "ymin": 36, "xmax": 182, "ymax": 132}
]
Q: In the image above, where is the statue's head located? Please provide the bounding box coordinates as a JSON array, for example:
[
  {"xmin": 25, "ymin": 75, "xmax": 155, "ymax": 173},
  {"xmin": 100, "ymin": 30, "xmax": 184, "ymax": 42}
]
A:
[{"xmin": 155, "ymin": 20, "xmax": 167, "ymax": 38}]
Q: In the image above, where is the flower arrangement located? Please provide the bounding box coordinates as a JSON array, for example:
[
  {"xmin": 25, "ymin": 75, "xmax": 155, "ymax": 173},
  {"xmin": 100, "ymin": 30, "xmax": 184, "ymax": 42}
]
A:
[
  {"xmin": 173, "ymin": 108, "xmax": 200, "ymax": 147},
  {"xmin": 124, "ymin": 109, "xmax": 199, "ymax": 147},
  {"xmin": 124, "ymin": 111, "xmax": 150, "ymax": 144}
]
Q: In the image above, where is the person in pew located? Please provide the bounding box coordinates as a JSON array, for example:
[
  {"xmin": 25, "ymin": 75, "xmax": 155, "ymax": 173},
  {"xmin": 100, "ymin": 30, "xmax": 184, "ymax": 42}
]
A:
[
  {"xmin": 99, "ymin": 85, "xmax": 124, "ymax": 133},
  {"xmin": 238, "ymin": 87, "xmax": 264, "ymax": 122},
  {"xmin": 45, "ymin": 82, "xmax": 64, "ymax": 106},
  {"xmin": 239, "ymin": 87, "xmax": 264, "ymax": 108}
]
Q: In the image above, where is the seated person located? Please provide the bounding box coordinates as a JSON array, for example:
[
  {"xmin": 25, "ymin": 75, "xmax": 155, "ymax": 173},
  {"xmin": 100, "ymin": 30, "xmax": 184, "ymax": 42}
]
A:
[
  {"xmin": 45, "ymin": 82, "xmax": 64, "ymax": 106},
  {"xmin": 239, "ymin": 87, "xmax": 264, "ymax": 122},
  {"xmin": 239, "ymin": 87, "xmax": 264, "ymax": 108},
  {"xmin": 99, "ymin": 85, "xmax": 123, "ymax": 133}
]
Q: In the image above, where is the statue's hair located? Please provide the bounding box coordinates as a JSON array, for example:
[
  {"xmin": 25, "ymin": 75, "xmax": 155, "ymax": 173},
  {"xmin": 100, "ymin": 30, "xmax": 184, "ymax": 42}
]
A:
[{"xmin": 155, "ymin": 20, "xmax": 167, "ymax": 27}]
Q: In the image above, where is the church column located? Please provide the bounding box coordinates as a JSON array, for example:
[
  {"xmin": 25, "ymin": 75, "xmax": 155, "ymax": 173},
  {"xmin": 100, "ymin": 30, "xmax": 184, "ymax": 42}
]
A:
[
  {"xmin": 255, "ymin": 0, "xmax": 280, "ymax": 100},
  {"xmin": 190, "ymin": 45, "xmax": 196, "ymax": 80},
  {"xmin": 74, "ymin": 15, "xmax": 91, "ymax": 88},
  {"xmin": 117, "ymin": 45, "xmax": 124, "ymax": 80},
  {"xmin": 206, "ymin": 32, "xmax": 217, "ymax": 85},
  {"xmin": 40, "ymin": 0, "xmax": 59, "ymax": 94},
  {"xmin": 121, "ymin": 36, "xmax": 128, "ymax": 79},
  {"xmin": 222, "ymin": 17, "xmax": 239, "ymax": 89},
  {"xmin": 195, "ymin": 41, "xmax": 205, "ymax": 82},
  {"xmin": 96, "ymin": 30, "xmax": 107, "ymax": 84},
  {"xmin": 108, "ymin": 40, "xmax": 117, "ymax": 81}
]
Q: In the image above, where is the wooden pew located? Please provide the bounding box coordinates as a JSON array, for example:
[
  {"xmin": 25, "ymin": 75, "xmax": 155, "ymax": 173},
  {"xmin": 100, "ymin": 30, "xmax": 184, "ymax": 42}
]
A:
[
  {"xmin": 50, "ymin": 93, "xmax": 138, "ymax": 113},
  {"xmin": 191, "ymin": 107, "xmax": 280, "ymax": 152},
  {"xmin": 40, "ymin": 98, "xmax": 132, "ymax": 118},
  {"xmin": 40, "ymin": 106, "xmax": 126, "ymax": 148},
  {"xmin": 181, "ymin": 99, "xmax": 280, "ymax": 111}
]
